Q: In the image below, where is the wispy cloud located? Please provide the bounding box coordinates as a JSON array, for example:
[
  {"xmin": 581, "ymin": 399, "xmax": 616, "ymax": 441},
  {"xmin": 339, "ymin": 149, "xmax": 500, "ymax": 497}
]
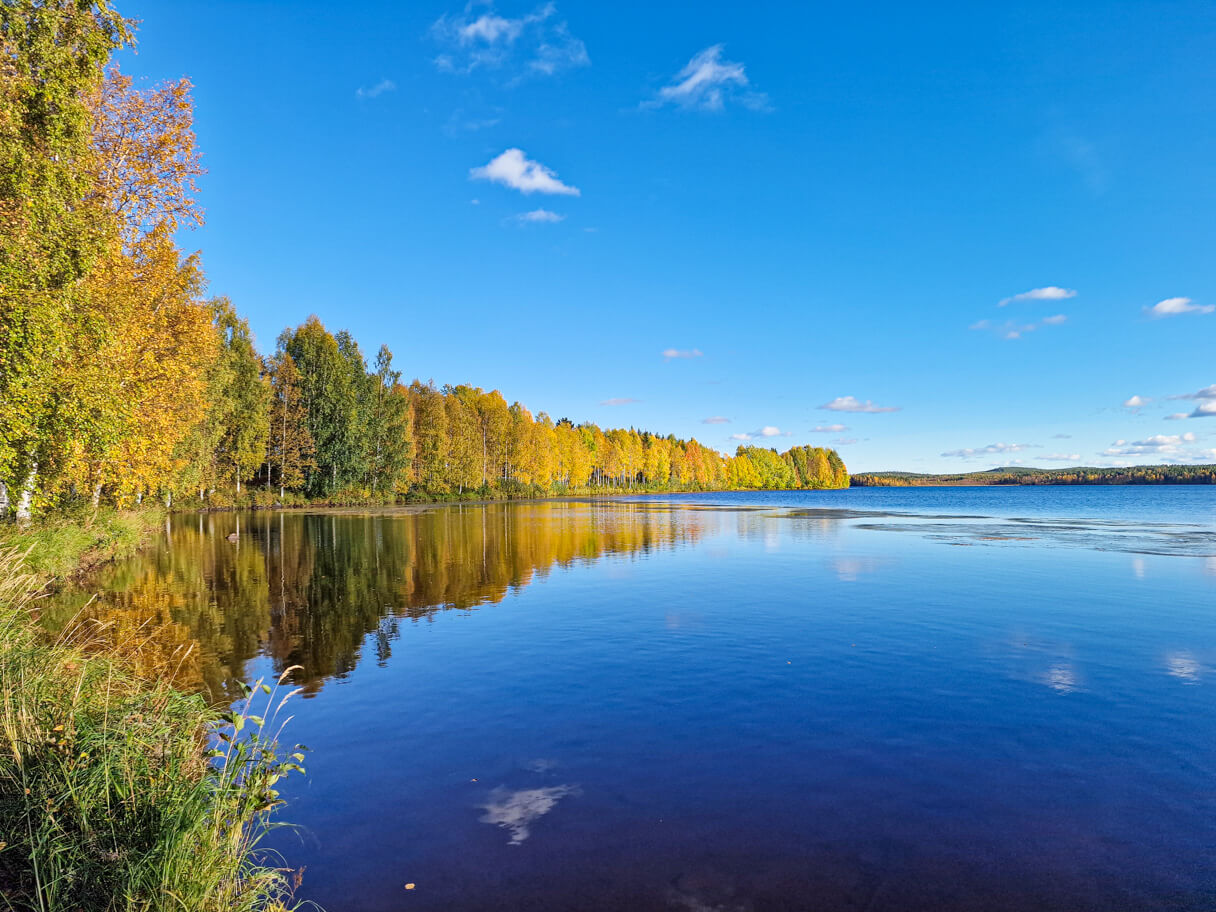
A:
[
  {"xmin": 1123, "ymin": 395, "xmax": 1149, "ymax": 409},
  {"xmin": 529, "ymin": 21, "xmax": 589, "ymax": 75},
  {"xmin": 1052, "ymin": 433, "xmax": 1073, "ymax": 439},
  {"xmin": 970, "ymin": 315, "xmax": 1067, "ymax": 340},
  {"xmin": 1044, "ymin": 131, "xmax": 1109, "ymax": 195},
  {"xmin": 812, "ymin": 424, "xmax": 849, "ymax": 433},
  {"xmin": 643, "ymin": 44, "xmax": 769, "ymax": 112},
  {"xmin": 355, "ymin": 78, "xmax": 396, "ymax": 99},
  {"xmin": 701, "ymin": 416, "xmax": 730, "ymax": 424},
  {"xmin": 1168, "ymin": 384, "xmax": 1216, "ymax": 401},
  {"xmin": 942, "ymin": 442, "xmax": 1039, "ymax": 458},
  {"xmin": 599, "ymin": 397, "xmax": 639, "ymax": 406},
  {"xmin": 1039, "ymin": 453, "xmax": 1081, "ymax": 462},
  {"xmin": 662, "ymin": 348, "xmax": 703, "ymax": 360},
  {"xmin": 819, "ymin": 396, "xmax": 900, "ymax": 414},
  {"xmin": 833, "ymin": 437, "xmax": 858, "ymax": 445},
  {"xmin": 1164, "ymin": 384, "xmax": 1216, "ymax": 418},
  {"xmin": 432, "ymin": 3, "xmax": 588, "ymax": 79},
  {"xmin": 998, "ymin": 286, "xmax": 1077, "ymax": 307},
  {"xmin": 730, "ymin": 426, "xmax": 792, "ymax": 441},
  {"xmin": 443, "ymin": 108, "xmax": 503, "ymax": 135},
  {"xmin": 470, "ymin": 148, "xmax": 579, "ymax": 195},
  {"xmin": 513, "ymin": 208, "xmax": 564, "ymax": 224},
  {"xmin": 1145, "ymin": 297, "xmax": 1213, "ymax": 319}
]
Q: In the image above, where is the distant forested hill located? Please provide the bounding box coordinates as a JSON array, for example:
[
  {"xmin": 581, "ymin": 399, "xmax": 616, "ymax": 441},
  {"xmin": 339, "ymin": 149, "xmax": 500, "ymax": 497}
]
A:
[{"xmin": 850, "ymin": 465, "xmax": 1216, "ymax": 486}]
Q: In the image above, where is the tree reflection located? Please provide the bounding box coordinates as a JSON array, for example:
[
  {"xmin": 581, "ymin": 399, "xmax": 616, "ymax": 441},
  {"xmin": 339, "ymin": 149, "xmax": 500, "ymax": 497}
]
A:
[{"xmin": 43, "ymin": 503, "xmax": 707, "ymax": 702}]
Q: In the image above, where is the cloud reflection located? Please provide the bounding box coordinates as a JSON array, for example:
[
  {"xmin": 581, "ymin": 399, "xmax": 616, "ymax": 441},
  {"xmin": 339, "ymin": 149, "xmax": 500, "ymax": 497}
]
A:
[
  {"xmin": 1043, "ymin": 663, "xmax": 1079, "ymax": 693},
  {"xmin": 1164, "ymin": 652, "xmax": 1202, "ymax": 683},
  {"xmin": 832, "ymin": 557, "xmax": 885, "ymax": 581},
  {"xmin": 479, "ymin": 785, "xmax": 578, "ymax": 845}
]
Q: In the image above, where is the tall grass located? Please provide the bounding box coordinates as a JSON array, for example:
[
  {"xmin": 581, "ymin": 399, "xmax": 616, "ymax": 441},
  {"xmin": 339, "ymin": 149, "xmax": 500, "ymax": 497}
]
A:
[
  {"xmin": 0, "ymin": 547, "xmax": 310, "ymax": 911},
  {"xmin": 0, "ymin": 507, "xmax": 166, "ymax": 584}
]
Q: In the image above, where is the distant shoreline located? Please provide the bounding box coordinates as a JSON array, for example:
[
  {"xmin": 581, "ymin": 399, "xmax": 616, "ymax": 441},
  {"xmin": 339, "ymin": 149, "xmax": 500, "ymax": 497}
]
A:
[{"xmin": 851, "ymin": 464, "xmax": 1216, "ymax": 487}]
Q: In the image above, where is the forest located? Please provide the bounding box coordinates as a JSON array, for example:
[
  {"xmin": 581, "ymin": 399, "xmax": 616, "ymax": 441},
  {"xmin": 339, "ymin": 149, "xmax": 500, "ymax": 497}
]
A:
[
  {"xmin": 0, "ymin": 5, "xmax": 846, "ymax": 523},
  {"xmin": 851, "ymin": 465, "xmax": 1216, "ymax": 486}
]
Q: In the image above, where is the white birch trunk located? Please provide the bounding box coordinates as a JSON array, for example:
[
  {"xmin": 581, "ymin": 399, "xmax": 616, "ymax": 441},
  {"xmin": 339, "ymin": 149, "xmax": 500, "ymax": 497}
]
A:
[{"xmin": 15, "ymin": 463, "xmax": 38, "ymax": 523}]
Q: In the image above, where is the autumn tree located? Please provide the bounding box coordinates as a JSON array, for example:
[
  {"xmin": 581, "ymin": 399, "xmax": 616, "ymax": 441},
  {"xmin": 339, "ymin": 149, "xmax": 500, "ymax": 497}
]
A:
[
  {"xmin": 267, "ymin": 351, "xmax": 314, "ymax": 497},
  {"xmin": 0, "ymin": 3, "xmax": 128, "ymax": 516}
]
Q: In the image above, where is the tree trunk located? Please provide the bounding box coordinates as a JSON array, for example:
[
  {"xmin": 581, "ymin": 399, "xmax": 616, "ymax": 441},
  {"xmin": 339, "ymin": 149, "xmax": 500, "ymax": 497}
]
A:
[
  {"xmin": 164, "ymin": 489, "xmax": 173, "ymax": 509},
  {"xmin": 0, "ymin": 481, "xmax": 9, "ymax": 518},
  {"xmin": 92, "ymin": 483, "xmax": 103, "ymax": 508},
  {"xmin": 236, "ymin": 477, "xmax": 241, "ymax": 495},
  {"xmin": 15, "ymin": 463, "xmax": 38, "ymax": 523}
]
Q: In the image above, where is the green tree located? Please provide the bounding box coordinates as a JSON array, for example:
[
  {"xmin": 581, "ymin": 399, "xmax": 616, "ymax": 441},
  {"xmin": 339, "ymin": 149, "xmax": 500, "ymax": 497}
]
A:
[
  {"xmin": 365, "ymin": 345, "xmax": 412, "ymax": 494},
  {"xmin": 212, "ymin": 298, "xmax": 270, "ymax": 493},
  {"xmin": 266, "ymin": 351, "xmax": 314, "ymax": 497}
]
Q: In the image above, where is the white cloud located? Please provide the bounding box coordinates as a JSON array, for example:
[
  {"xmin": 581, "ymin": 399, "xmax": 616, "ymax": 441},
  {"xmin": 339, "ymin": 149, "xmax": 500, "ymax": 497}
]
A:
[
  {"xmin": 819, "ymin": 396, "xmax": 900, "ymax": 414},
  {"xmin": 599, "ymin": 397, "xmax": 639, "ymax": 406},
  {"xmin": 645, "ymin": 44, "xmax": 769, "ymax": 112},
  {"xmin": 1191, "ymin": 402, "xmax": 1216, "ymax": 418},
  {"xmin": 1103, "ymin": 432, "xmax": 1196, "ymax": 457},
  {"xmin": 998, "ymin": 286, "xmax": 1077, "ymax": 307},
  {"xmin": 701, "ymin": 416, "xmax": 730, "ymax": 424},
  {"xmin": 1123, "ymin": 395, "xmax": 1149, "ymax": 409},
  {"xmin": 1145, "ymin": 297, "xmax": 1213, "ymax": 318},
  {"xmin": 355, "ymin": 78, "xmax": 396, "ymax": 99},
  {"xmin": 812, "ymin": 424, "xmax": 849, "ymax": 433},
  {"xmin": 1039, "ymin": 453, "xmax": 1081, "ymax": 462},
  {"xmin": 1041, "ymin": 314, "xmax": 1068, "ymax": 325},
  {"xmin": 514, "ymin": 208, "xmax": 564, "ymax": 224},
  {"xmin": 942, "ymin": 442, "xmax": 1039, "ymax": 458},
  {"xmin": 1165, "ymin": 413, "xmax": 1189, "ymax": 421},
  {"xmin": 470, "ymin": 148, "xmax": 580, "ymax": 195},
  {"xmin": 729, "ymin": 433, "xmax": 752, "ymax": 441},
  {"xmin": 432, "ymin": 3, "xmax": 588, "ymax": 78},
  {"xmin": 662, "ymin": 348, "xmax": 703, "ymax": 360}
]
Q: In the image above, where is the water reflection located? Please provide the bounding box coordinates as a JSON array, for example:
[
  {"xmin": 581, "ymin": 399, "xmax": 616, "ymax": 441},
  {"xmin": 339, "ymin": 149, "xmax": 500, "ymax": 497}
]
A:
[
  {"xmin": 1164, "ymin": 651, "xmax": 1202, "ymax": 683},
  {"xmin": 43, "ymin": 503, "xmax": 714, "ymax": 702},
  {"xmin": 479, "ymin": 785, "xmax": 579, "ymax": 845}
]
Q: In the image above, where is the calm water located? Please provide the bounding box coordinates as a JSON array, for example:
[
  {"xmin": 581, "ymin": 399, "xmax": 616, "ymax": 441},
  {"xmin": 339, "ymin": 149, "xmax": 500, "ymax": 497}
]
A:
[{"xmin": 50, "ymin": 488, "xmax": 1216, "ymax": 911}]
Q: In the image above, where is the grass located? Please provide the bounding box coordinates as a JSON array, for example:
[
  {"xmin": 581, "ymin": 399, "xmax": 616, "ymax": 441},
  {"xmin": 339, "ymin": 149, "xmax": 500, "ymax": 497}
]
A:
[
  {"xmin": 0, "ymin": 546, "xmax": 311, "ymax": 911},
  {"xmin": 0, "ymin": 507, "xmax": 166, "ymax": 585}
]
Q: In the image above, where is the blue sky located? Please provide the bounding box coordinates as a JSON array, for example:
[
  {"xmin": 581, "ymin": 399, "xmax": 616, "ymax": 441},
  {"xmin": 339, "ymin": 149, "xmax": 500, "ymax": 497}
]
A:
[{"xmin": 118, "ymin": 1, "xmax": 1215, "ymax": 472}]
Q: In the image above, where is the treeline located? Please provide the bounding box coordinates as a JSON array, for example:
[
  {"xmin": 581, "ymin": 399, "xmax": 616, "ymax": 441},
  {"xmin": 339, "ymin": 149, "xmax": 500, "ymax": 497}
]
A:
[
  {"xmin": 851, "ymin": 465, "xmax": 1216, "ymax": 486},
  {"xmin": 0, "ymin": 4, "xmax": 846, "ymax": 521}
]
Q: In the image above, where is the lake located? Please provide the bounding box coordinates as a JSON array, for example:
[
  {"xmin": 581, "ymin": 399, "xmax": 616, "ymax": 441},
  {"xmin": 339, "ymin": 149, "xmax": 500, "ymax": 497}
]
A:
[{"xmin": 50, "ymin": 487, "xmax": 1216, "ymax": 911}]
